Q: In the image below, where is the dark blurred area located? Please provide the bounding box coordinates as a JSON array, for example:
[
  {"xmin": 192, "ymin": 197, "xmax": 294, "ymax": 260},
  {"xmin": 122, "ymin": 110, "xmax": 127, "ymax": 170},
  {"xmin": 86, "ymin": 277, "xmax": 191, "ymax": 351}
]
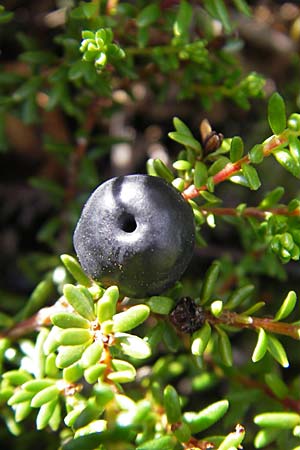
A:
[{"xmin": 0, "ymin": 0, "xmax": 300, "ymax": 307}]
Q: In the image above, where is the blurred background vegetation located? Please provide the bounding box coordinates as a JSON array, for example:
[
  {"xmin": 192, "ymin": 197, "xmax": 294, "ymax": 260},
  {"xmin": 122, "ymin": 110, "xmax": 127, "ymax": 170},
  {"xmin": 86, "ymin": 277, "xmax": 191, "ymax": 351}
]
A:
[
  {"xmin": 1, "ymin": 0, "xmax": 300, "ymax": 303},
  {"xmin": 0, "ymin": 2, "xmax": 300, "ymax": 447}
]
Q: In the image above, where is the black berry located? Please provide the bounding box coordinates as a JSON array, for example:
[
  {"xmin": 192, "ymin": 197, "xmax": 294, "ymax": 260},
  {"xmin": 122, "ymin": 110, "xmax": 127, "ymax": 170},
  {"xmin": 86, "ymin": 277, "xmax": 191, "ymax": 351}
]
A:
[{"xmin": 73, "ymin": 174, "xmax": 195, "ymax": 298}]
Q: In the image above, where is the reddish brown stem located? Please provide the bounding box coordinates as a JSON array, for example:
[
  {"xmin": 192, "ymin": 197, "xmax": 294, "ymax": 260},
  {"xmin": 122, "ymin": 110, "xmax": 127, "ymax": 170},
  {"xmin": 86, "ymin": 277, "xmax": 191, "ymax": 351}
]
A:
[
  {"xmin": 0, "ymin": 302, "xmax": 68, "ymax": 340},
  {"xmin": 236, "ymin": 373, "xmax": 300, "ymax": 412},
  {"xmin": 182, "ymin": 135, "xmax": 288, "ymax": 200},
  {"xmin": 206, "ymin": 310, "xmax": 300, "ymax": 340},
  {"xmin": 200, "ymin": 206, "xmax": 300, "ymax": 219}
]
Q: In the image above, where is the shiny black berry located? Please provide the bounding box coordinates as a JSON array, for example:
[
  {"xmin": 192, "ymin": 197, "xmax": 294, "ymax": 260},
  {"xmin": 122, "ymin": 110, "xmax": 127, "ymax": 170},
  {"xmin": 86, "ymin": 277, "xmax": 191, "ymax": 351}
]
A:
[{"xmin": 73, "ymin": 174, "xmax": 195, "ymax": 298}]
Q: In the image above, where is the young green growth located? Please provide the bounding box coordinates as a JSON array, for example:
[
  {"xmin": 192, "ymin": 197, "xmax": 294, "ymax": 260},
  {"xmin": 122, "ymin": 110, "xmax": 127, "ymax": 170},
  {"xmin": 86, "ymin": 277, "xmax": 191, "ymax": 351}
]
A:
[
  {"xmin": 252, "ymin": 328, "xmax": 268, "ymax": 363},
  {"xmin": 63, "ymin": 285, "xmax": 95, "ymax": 321},
  {"xmin": 163, "ymin": 385, "xmax": 182, "ymax": 424},
  {"xmin": 268, "ymin": 92, "xmax": 286, "ymax": 135},
  {"xmin": 112, "ymin": 305, "xmax": 150, "ymax": 332},
  {"xmin": 183, "ymin": 399, "xmax": 229, "ymax": 434}
]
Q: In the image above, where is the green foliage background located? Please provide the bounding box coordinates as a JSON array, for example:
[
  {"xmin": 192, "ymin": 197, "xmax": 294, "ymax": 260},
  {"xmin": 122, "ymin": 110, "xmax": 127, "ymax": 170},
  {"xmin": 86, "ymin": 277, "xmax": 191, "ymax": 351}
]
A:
[{"xmin": 1, "ymin": 1, "xmax": 300, "ymax": 449}]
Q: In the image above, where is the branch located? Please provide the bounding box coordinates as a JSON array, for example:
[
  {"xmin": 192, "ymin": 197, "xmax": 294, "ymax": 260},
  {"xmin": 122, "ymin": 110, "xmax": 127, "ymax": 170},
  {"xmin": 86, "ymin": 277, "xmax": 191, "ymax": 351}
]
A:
[
  {"xmin": 0, "ymin": 300, "xmax": 69, "ymax": 340},
  {"xmin": 200, "ymin": 206, "xmax": 300, "ymax": 220},
  {"xmin": 236, "ymin": 373, "xmax": 300, "ymax": 412},
  {"xmin": 182, "ymin": 135, "xmax": 288, "ymax": 200},
  {"xmin": 206, "ymin": 310, "xmax": 300, "ymax": 340}
]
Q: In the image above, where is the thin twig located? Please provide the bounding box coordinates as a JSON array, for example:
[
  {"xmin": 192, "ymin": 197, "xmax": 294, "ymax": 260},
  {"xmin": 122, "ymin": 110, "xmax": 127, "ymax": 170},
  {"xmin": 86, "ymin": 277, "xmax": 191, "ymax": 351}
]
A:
[
  {"xmin": 200, "ymin": 206, "xmax": 300, "ymax": 219},
  {"xmin": 182, "ymin": 135, "xmax": 288, "ymax": 200},
  {"xmin": 206, "ymin": 310, "xmax": 300, "ymax": 340}
]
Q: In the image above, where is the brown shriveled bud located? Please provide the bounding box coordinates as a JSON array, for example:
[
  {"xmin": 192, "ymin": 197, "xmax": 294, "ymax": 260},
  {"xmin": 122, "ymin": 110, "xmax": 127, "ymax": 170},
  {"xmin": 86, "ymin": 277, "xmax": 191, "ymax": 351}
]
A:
[{"xmin": 200, "ymin": 119, "xmax": 224, "ymax": 154}]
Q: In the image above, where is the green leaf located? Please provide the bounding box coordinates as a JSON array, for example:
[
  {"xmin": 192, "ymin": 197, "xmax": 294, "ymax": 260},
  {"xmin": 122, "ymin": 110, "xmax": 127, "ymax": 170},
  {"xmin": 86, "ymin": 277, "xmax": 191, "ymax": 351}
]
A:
[
  {"xmin": 146, "ymin": 296, "xmax": 174, "ymax": 315},
  {"xmin": 31, "ymin": 385, "xmax": 59, "ymax": 408},
  {"xmin": 173, "ymin": 159, "xmax": 192, "ymax": 171},
  {"xmin": 56, "ymin": 344, "xmax": 88, "ymax": 369},
  {"xmin": 194, "ymin": 161, "xmax": 208, "ymax": 188},
  {"xmin": 172, "ymin": 177, "xmax": 185, "ymax": 192},
  {"xmin": 226, "ymin": 284, "xmax": 255, "ymax": 310},
  {"xmin": 288, "ymin": 113, "xmax": 300, "ymax": 131},
  {"xmin": 183, "ymin": 399, "xmax": 229, "ymax": 434},
  {"xmin": 268, "ymin": 92, "xmax": 286, "ymax": 135},
  {"xmin": 267, "ymin": 334, "xmax": 289, "ymax": 367},
  {"xmin": 211, "ymin": 300, "xmax": 223, "ymax": 317},
  {"xmin": 22, "ymin": 379, "xmax": 54, "ymax": 393},
  {"xmin": 51, "ymin": 312, "xmax": 90, "ymax": 329},
  {"xmin": 204, "ymin": 0, "xmax": 232, "ymax": 33},
  {"xmin": 136, "ymin": 436, "xmax": 175, "ymax": 450},
  {"xmin": 265, "ymin": 373, "xmax": 288, "ymax": 399},
  {"xmin": 82, "ymin": 2, "xmax": 98, "ymax": 19},
  {"xmin": 153, "ymin": 159, "xmax": 174, "ymax": 182},
  {"xmin": 108, "ymin": 359, "xmax": 136, "ymax": 383},
  {"xmin": 241, "ymin": 163, "xmax": 261, "ymax": 190},
  {"xmin": 254, "ymin": 412, "xmax": 300, "ymax": 429},
  {"xmin": 200, "ymin": 261, "xmax": 220, "ymax": 305},
  {"xmin": 289, "ymin": 136, "xmax": 300, "ymax": 164},
  {"xmin": 164, "ymin": 385, "xmax": 182, "ymax": 424},
  {"xmin": 173, "ymin": 421, "xmax": 191, "ymax": 442},
  {"xmin": 199, "ymin": 190, "xmax": 221, "ymax": 204},
  {"xmin": 62, "ymin": 434, "xmax": 104, "ymax": 450},
  {"xmin": 84, "ymin": 364, "xmax": 106, "ymax": 384},
  {"xmin": 137, "ymin": 26, "xmax": 149, "ymax": 48},
  {"xmin": 74, "ymin": 420, "xmax": 107, "ymax": 438},
  {"xmin": 163, "ymin": 321, "xmax": 181, "ymax": 352},
  {"xmin": 8, "ymin": 390, "xmax": 35, "ymax": 406},
  {"xmin": 272, "ymin": 148, "xmax": 300, "ymax": 178},
  {"xmin": 43, "ymin": 326, "xmax": 61, "ymax": 355},
  {"xmin": 94, "ymin": 383, "xmax": 115, "ymax": 409},
  {"xmin": 147, "ymin": 158, "xmax": 158, "ymax": 176},
  {"xmin": 81, "ymin": 341, "xmax": 104, "ymax": 368},
  {"xmin": 232, "ymin": 0, "xmax": 251, "ymax": 16},
  {"xmin": 35, "ymin": 328, "xmax": 49, "ymax": 379},
  {"xmin": 63, "ymin": 363, "xmax": 84, "ymax": 383},
  {"xmin": 173, "ymin": 117, "xmax": 193, "ymax": 136},
  {"xmin": 191, "ymin": 322, "xmax": 211, "ymax": 356},
  {"xmin": 136, "ymin": 4, "xmax": 160, "ymax": 27},
  {"xmin": 20, "ymin": 51, "xmax": 56, "ymax": 66},
  {"xmin": 250, "ymin": 144, "xmax": 264, "ymax": 164},
  {"xmin": 58, "ymin": 329, "xmax": 92, "ymax": 346},
  {"xmin": 230, "ymin": 136, "xmax": 244, "ymax": 162},
  {"xmin": 252, "ymin": 328, "xmax": 268, "ymax": 363},
  {"xmin": 73, "ymin": 401, "xmax": 104, "ymax": 430},
  {"xmin": 18, "ymin": 279, "xmax": 53, "ymax": 320},
  {"xmin": 217, "ymin": 327, "xmax": 233, "ymax": 367},
  {"xmin": 60, "ymin": 255, "xmax": 92, "ymax": 286},
  {"xmin": 63, "ymin": 284, "xmax": 95, "ymax": 321},
  {"xmin": 114, "ymin": 333, "xmax": 151, "ymax": 359},
  {"xmin": 2, "ymin": 370, "xmax": 32, "ymax": 386},
  {"xmin": 36, "ymin": 399, "xmax": 57, "ymax": 430},
  {"xmin": 96, "ymin": 285, "xmax": 119, "ymax": 323},
  {"xmin": 168, "ymin": 131, "xmax": 201, "ymax": 151},
  {"xmin": 274, "ymin": 290, "xmax": 297, "ymax": 321},
  {"xmin": 112, "ymin": 305, "xmax": 150, "ymax": 332},
  {"xmin": 254, "ymin": 428, "xmax": 280, "ymax": 449},
  {"xmin": 208, "ymin": 157, "xmax": 231, "ymax": 176},
  {"xmin": 15, "ymin": 401, "xmax": 32, "ymax": 423},
  {"xmin": 259, "ymin": 186, "xmax": 285, "ymax": 208},
  {"xmin": 173, "ymin": 1, "xmax": 193, "ymax": 39},
  {"xmin": 218, "ymin": 425, "xmax": 245, "ymax": 450}
]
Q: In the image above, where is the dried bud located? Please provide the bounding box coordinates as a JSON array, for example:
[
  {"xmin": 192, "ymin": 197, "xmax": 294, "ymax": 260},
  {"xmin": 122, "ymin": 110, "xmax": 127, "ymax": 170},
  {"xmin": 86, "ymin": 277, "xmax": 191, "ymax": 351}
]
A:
[{"xmin": 170, "ymin": 297, "xmax": 205, "ymax": 334}]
